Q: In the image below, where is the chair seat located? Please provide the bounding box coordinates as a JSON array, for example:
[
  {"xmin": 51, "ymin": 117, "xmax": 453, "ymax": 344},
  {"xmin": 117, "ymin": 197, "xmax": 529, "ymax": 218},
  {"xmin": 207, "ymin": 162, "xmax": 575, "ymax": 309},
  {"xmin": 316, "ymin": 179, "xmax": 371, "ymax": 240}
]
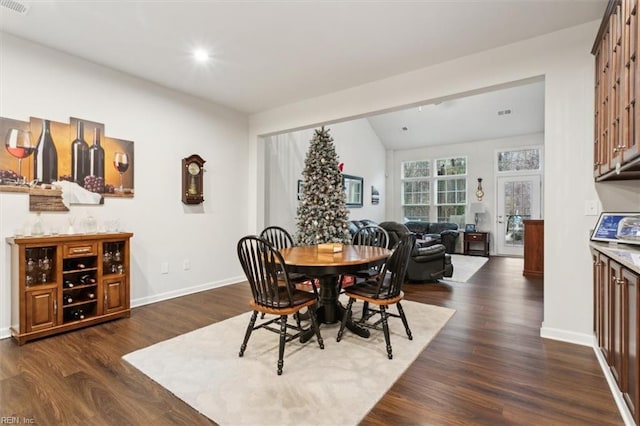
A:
[
  {"xmin": 344, "ymin": 279, "xmax": 403, "ymax": 306},
  {"xmin": 253, "ymin": 287, "xmax": 318, "ymax": 310},
  {"xmin": 289, "ymin": 271, "xmax": 311, "ymax": 283},
  {"xmin": 277, "ymin": 270, "xmax": 309, "ymax": 284},
  {"xmin": 352, "ymin": 267, "xmax": 380, "ymax": 279}
]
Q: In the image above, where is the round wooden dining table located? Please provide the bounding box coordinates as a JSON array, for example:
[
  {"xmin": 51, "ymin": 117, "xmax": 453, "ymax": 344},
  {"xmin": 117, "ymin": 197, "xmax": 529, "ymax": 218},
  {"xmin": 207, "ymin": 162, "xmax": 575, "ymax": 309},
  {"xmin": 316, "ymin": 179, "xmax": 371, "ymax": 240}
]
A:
[{"xmin": 279, "ymin": 244, "xmax": 391, "ymax": 340}]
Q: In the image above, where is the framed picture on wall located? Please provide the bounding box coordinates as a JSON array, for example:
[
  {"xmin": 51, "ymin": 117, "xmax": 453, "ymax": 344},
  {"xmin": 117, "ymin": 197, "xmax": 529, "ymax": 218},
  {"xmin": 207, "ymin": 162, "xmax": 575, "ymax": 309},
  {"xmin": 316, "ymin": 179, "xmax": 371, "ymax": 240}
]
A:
[
  {"xmin": 342, "ymin": 174, "xmax": 363, "ymax": 207},
  {"xmin": 297, "ymin": 179, "xmax": 303, "ymax": 200}
]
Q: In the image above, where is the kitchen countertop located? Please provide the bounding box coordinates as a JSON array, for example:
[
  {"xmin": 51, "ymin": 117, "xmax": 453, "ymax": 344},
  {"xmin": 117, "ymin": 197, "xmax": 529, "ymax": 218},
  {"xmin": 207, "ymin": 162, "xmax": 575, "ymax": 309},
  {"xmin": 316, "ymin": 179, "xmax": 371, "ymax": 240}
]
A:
[{"xmin": 591, "ymin": 241, "xmax": 640, "ymax": 274}]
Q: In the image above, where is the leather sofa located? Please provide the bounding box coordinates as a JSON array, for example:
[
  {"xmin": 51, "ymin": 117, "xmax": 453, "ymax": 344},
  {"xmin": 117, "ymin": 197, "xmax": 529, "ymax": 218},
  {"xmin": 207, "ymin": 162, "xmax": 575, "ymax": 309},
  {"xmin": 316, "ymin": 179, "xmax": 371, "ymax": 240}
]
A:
[
  {"xmin": 403, "ymin": 221, "xmax": 459, "ymax": 254},
  {"xmin": 346, "ymin": 219, "xmax": 379, "ymax": 238},
  {"xmin": 379, "ymin": 221, "xmax": 454, "ymax": 282}
]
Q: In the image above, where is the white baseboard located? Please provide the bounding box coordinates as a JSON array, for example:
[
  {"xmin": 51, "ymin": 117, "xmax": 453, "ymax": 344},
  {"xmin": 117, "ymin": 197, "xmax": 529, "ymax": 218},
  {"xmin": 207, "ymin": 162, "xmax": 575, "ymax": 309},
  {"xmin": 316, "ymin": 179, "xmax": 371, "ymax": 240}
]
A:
[
  {"xmin": 592, "ymin": 338, "xmax": 635, "ymax": 426},
  {"xmin": 542, "ymin": 328, "xmax": 635, "ymax": 425},
  {"xmin": 539, "ymin": 325, "xmax": 593, "ymax": 346},
  {"xmin": 0, "ymin": 276, "xmax": 247, "ymax": 341},
  {"xmin": 0, "ymin": 327, "xmax": 10, "ymax": 340},
  {"xmin": 131, "ymin": 275, "xmax": 245, "ymax": 308}
]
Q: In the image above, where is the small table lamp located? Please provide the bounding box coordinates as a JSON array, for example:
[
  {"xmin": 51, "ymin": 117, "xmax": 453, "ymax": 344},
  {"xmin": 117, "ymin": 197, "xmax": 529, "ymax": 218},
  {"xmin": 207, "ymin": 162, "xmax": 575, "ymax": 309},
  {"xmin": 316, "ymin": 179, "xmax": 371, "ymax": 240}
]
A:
[{"xmin": 470, "ymin": 203, "xmax": 487, "ymax": 230}]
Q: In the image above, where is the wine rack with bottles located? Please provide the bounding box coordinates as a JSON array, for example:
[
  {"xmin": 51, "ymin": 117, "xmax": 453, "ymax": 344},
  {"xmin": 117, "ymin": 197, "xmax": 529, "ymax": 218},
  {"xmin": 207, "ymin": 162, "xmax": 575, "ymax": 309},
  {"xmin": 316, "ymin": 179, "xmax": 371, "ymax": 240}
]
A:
[
  {"xmin": 62, "ymin": 255, "xmax": 98, "ymax": 323},
  {"xmin": 7, "ymin": 232, "xmax": 133, "ymax": 345}
]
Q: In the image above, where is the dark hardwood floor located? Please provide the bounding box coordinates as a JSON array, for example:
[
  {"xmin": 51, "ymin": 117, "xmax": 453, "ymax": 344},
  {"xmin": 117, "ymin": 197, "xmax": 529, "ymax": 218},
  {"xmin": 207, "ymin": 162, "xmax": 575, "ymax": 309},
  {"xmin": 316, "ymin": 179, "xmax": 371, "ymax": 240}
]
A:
[{"xmin": 0, "ymin": 257, "xmax": 622, "ymax": 425}]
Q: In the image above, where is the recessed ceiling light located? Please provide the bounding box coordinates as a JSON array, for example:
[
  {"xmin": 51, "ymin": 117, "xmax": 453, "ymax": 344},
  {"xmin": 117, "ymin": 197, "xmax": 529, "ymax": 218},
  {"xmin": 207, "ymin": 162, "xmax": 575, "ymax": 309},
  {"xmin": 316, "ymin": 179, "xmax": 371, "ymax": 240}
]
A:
[{"xmin": 193, "ymin": 48, "xmax": 210, "ymax": 63}]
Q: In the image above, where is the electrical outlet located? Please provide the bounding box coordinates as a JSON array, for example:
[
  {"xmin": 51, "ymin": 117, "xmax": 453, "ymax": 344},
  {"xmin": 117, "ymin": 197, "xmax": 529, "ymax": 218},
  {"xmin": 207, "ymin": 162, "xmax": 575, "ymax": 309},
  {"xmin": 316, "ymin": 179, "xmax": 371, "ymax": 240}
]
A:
[
  {"xmin": 161, "ymin": 262, "xmax": 169, "ymax": 274},
  {"xmin": 183, "ymin": 259, "xmax": 191, "ymax": 271}
]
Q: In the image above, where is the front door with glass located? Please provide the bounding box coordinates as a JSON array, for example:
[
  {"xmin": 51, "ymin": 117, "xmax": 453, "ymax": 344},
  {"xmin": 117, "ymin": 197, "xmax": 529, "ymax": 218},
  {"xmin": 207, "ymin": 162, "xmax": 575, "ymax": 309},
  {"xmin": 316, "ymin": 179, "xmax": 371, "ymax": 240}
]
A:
[{"xmin": 496, "ymin": 174, "xmax": 541, "ymax": 256}]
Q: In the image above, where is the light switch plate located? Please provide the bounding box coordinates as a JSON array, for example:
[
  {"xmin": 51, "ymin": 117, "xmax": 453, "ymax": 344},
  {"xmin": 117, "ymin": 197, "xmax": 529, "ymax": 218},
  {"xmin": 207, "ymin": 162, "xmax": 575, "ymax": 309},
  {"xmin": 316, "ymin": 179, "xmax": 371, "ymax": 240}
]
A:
[{"xmin": 585, "ymin": 200, "xmax": 599, "ymax": 216}]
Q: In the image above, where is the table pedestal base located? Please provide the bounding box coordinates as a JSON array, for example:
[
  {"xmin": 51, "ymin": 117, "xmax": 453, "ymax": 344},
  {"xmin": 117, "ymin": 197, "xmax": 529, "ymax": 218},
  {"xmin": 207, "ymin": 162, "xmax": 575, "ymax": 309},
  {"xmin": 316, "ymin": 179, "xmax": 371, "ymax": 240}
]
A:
[{"xmin": 300, "ymin": 276, "xmax": 370, "ymax": 342}]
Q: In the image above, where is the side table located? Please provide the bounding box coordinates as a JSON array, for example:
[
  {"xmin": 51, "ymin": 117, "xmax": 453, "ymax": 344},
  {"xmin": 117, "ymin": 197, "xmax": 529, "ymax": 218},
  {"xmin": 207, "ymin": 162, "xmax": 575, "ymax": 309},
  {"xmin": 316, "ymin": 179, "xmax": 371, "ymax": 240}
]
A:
[{"xmin": 464, "ymin": 232, "xmax": 490, "ymax": 257}]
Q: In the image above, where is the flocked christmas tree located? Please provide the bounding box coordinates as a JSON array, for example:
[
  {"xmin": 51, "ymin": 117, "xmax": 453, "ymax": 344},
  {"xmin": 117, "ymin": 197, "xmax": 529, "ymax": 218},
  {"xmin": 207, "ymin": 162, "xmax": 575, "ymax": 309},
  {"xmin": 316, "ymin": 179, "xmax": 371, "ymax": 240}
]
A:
[{"xmin": 295, "ymin": 127, "xmax": 351, "ymax": 245}]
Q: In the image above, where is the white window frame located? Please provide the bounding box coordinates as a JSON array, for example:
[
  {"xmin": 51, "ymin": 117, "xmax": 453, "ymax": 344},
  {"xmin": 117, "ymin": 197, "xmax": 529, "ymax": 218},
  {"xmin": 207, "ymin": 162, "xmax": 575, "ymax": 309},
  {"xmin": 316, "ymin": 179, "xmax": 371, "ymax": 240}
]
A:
[
  {"xmin": 434, "ymin": 156, "xmax": 467, "ymax": 223},
  {"xmin": 495, "ymin": 145, "xmax": 544, "ymax": 174},
  {"xmin": 401, "ymin": 160, "xmax": 431, "ymax": 221}
]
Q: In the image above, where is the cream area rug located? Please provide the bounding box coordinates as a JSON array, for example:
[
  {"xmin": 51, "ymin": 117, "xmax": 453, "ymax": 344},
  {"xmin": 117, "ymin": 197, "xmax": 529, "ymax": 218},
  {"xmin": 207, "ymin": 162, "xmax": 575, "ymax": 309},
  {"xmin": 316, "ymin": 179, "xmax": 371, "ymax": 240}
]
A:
[
  {"xmin": 123, "ymin": 300, "xmax": 455, "ymax": 426},
  {"xmin": 447, "ymin": 254, "xmax": 489, "ymax": 283}
]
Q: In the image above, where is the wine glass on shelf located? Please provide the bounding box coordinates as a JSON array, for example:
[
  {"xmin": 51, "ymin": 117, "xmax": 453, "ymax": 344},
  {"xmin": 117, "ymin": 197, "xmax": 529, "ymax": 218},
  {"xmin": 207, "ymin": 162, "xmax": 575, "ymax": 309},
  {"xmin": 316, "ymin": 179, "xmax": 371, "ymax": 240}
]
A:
[
  {"xmin": 113, "ymin": 152, "xmax": 129, "ymax": 193},
  {"xmin": 5, "ymin": 128, "xmax": 34, "ymax": 185}
]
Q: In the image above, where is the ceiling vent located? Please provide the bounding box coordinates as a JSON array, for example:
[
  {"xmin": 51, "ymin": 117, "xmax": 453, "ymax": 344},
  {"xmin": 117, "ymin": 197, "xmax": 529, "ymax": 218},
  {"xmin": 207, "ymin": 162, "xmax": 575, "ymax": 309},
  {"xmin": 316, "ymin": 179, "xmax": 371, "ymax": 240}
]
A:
[{"xmin": 0, "ymin": 0, "xmax": 30, "ymax": 14}]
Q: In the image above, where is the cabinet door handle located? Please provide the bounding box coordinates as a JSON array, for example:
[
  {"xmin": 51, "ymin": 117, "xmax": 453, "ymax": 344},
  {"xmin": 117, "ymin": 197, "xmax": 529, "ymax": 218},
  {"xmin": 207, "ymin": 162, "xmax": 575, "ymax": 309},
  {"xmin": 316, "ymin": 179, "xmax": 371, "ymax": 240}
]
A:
[{"xmin": 53, "ymin": 300, "xmax": 57, "ymax": 315}]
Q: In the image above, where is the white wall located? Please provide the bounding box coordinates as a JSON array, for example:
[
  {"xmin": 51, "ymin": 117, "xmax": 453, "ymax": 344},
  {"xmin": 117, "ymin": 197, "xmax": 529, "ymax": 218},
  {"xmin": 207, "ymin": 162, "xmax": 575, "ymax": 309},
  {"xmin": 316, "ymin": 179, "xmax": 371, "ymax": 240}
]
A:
[
  {"xmin": 248, "ymin": 21, "xmax": 640, "ymax": 345},
  {"xmin": 389, "ymin": 132, "xmax": 543, "ymax": 254},
  {"xmin": 0, "ymin": 33, "xmax": 249, "ymax": 338},
  {"xmin": 264, "ymin": 118, "xmax": 387, "ymax": 232}
]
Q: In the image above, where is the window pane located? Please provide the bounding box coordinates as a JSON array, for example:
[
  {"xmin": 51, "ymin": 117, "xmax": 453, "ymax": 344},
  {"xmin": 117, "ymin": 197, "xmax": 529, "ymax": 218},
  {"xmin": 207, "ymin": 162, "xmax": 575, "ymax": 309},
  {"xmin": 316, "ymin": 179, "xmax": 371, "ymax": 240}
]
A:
[
  {"xmin": 436, "ymin": 157, "xmax": 467, "ymax": 176},
  {"xmin": 403, "ymin": 206, "xmax": 429, "ymax": 221},
  {"xmin": 497, "ymin": 148, "xmax": 541, "ymax": 172},
  {"xmin": 402, "ymin": 181, "xmax": 429, "ymax": 205},
  {"xmin": 402, "ymin": 160, "xmax": 430, "ymax": 178},
  {"xmin": 504, "ymin": 181, "xmax": 532, "ymax": 217},
  {"xmin": 435, "ymin": 178, "xmax": 466, "ymax": 206},
  {"xmin": 401, "ymin": 159, "xmax": 431, "ymax": 221},
  {"xmin": 437, "ymin": 205, "xmax": 466, "ymax": 223}
]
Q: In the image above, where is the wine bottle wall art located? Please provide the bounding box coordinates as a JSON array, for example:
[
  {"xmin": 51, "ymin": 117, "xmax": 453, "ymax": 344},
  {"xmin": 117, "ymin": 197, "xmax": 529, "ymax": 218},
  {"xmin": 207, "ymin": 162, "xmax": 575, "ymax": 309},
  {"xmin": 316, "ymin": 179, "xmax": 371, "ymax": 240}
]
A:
[{"xmin": 0, "ymin": 116, "xmax": 135, "ymax": 210}]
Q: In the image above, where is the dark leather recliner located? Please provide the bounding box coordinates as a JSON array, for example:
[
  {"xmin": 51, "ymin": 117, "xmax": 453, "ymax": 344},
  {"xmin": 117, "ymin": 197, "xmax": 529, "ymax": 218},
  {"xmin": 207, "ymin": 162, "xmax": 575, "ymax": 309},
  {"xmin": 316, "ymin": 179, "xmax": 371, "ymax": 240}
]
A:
[
  {"xmin": 347, "ymin": 219, "xmax": 379, "ymax": 237},
  {"xmin": 379, "ymin": 221, "xmax": 454, "ymax": 282},
  {"xmin": 404, "ymin": 221, "xmax": 459, "ymax": 254}
]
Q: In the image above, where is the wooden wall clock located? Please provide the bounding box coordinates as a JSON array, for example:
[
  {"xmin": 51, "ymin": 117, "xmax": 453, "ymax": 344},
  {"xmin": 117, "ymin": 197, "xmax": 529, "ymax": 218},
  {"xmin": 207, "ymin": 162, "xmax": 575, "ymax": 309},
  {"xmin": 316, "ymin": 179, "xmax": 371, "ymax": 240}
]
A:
[
  {"xmin": 182, "ymin": 154, "xmax": 205, "ymax": 204},
  {"xmin": 475, "ymin": 177, "xmax": 484, "ymax": 201}
]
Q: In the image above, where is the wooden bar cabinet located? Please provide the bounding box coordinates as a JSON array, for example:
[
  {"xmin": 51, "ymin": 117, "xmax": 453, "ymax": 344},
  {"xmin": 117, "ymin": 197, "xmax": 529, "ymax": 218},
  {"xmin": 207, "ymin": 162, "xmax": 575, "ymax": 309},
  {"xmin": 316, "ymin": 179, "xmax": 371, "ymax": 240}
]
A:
[
  {"xmin": 7, "ymin": 232, "xmax": 133, "ymax": 345},
  {"xmin": 523, "ymin": 219, "xmax": 544, "ymax": 277}
]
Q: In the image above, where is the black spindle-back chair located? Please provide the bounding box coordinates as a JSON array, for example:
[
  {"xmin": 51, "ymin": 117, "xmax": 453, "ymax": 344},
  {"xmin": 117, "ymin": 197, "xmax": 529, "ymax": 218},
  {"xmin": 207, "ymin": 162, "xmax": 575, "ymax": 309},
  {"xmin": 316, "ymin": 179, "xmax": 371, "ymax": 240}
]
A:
[
  {"xmin": 237, "ymin": 235, "xmax": 324, "ymax": 375},
  {"xmin": 336, "ymin": 233, "xmax": 415, "ymax": 360}
]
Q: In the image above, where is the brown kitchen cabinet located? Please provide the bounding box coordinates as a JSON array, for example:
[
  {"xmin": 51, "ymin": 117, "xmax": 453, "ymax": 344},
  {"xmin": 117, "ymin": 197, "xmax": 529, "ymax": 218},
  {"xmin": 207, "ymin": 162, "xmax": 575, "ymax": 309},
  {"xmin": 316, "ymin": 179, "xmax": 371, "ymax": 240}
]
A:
[
  {"xmin": 593, "ymin": 0, "xmax": 640, "ymax": 181},
  {"xmin": 592, "ymin": 244, "xmax": 640, "ymax": 423}
]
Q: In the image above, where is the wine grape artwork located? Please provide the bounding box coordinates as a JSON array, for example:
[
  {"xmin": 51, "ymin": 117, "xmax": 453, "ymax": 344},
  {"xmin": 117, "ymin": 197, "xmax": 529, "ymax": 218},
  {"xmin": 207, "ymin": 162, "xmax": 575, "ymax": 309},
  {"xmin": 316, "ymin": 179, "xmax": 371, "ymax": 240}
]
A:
[{"xmin": 0, "ymin": 116, "xmax": 135, "ymax": 211}]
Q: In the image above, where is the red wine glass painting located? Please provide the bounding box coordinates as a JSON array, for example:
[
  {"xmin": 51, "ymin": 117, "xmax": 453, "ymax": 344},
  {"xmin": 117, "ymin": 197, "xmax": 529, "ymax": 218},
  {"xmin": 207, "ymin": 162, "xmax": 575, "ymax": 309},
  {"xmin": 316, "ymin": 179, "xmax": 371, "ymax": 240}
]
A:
[
  {"xmin": 5, "ymin": 128, "xmax": 34, "ymax": 184},
  {"xmin": 113, "ymin": 151, "xmax": 129, "ymax": 192}
]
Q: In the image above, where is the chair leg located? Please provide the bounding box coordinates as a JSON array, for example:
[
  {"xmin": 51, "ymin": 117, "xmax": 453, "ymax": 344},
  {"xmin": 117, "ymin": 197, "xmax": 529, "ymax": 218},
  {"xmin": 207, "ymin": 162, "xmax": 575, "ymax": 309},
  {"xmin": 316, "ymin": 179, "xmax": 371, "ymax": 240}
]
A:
[
  {"xmin": 361, "ymin": 301, "xmax": 370, "ymax": 321},
  {"xmin": 277, "ymin": 315, "xmax": 287, "ymax": 375},
  {"xmin": 380, "ymin": 305, "xmax": 393, "ymax": 359},
  {"xmin": 239, "ymin": 310, "xmax": 258, "ymax": 357},
  {"xmin": 396, "ymin": 301, "xmax": 413, "ymax": 340},
  {"xmin": 294, "ymin": 309, "xmax": 303, "ymax": 329},
  {"xmin": 307, "ymin": 305, "xmax": 324, "ymax": 349},
  {"xmin": 336, "ymin": 298, "xmax": 354, "ymax": 342}
]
